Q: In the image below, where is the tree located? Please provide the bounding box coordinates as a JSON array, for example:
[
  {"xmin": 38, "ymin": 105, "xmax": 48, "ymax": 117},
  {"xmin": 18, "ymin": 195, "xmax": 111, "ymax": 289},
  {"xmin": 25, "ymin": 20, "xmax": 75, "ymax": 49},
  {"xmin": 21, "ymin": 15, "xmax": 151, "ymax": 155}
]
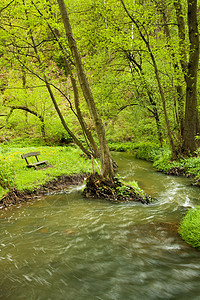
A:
[
  {"xmin": 1, "ymin": 0, "xmax": 200, "ymax": 161},
  {"xmin": 0, "ymin": 0, "xmax": 97, "ymax": 157},
  {"xmin": 120, "ymin": 0, "xmax": 177, "ymax": 158},
  {"xmin": 156, "ymin": 0, "xmax": 185, "ymax": 143},
  {"xmin": 183, "ymin": 0, "xmax": 199, "ymax": 155},
  {"xmin": 56, "ymin": 0, "xmax": 114, "ymax": 179}
]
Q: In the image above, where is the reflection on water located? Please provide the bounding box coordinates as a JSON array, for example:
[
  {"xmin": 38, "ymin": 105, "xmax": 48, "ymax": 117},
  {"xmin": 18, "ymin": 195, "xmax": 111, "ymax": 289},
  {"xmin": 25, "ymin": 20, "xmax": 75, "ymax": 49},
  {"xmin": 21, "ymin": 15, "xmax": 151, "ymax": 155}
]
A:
[{"xmin": 0, "ymin": 152, "xmax": 200, "ymax": 300}]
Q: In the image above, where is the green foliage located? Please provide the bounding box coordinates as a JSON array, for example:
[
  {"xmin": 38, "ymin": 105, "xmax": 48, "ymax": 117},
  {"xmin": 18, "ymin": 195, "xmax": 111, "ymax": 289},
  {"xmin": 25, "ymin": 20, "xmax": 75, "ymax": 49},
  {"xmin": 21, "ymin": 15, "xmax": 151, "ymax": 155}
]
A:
[
  {"xmin": 45, "ymin": 118, "xmax": 74, "ymax": 145},
  {"xmin": 0, "ymin": 71, "xmax": 78, "ymax": 144},
  {"xmin": 134, "ymin": 142, "xmax": 161, "ymax": 161},
  {"xmin": 108, "ymin": 142, "xmax": 161, "ymax": 156},
  {"xmin": 179, "ymin": 207, "xmax": 200, "ymax": 249},
  {"xmin": 183, "ymin": 156, "xmax": 200, "ymax": 178},
  {"xmin": 108, "ymin": 142, "xmax": 136, "ymax": 152},
  {"xmin": 116, "ymin": 184, "xmax": 131, "ymax": 197},
  {"xmin": 2, "ymin": 137, "xmax": 47, "ymax": 148},
  {"xmin": 0, "ymin": 0, "xmax": 199, "ymax": 157},
  {"xmin": 125, "ymin": 180, "xmax": 146, "ymax": 197},
  {"xmin": 152, "ymin": 148, "xmax": 180, "ymax": 172}
]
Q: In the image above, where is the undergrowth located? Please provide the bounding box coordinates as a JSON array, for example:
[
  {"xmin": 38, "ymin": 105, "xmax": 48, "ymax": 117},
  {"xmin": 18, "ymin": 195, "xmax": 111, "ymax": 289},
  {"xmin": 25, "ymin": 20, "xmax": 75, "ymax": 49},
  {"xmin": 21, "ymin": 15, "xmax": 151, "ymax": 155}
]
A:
[
  {"xmin": 109, "ymin": 141, "xmax": 200, "ymax": 181},
  {"xmin": 108, "ymin": 141, "xmax": 137, "ymax": 152},
  {"xmin": 179, "ymin": 207, "xmax": 200, "ymax": 249},
  {"xmin": 108, "ymin": 141, "xmax": 161, "ymax": 161}
]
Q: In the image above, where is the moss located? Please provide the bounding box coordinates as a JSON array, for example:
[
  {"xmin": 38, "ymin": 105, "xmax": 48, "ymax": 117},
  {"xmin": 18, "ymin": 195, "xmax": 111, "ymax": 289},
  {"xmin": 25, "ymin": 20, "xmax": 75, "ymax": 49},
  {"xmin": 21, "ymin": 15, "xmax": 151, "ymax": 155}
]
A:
[{"xmin": 179, "ymin": 207, "xmax": 200, "ymax": 249}]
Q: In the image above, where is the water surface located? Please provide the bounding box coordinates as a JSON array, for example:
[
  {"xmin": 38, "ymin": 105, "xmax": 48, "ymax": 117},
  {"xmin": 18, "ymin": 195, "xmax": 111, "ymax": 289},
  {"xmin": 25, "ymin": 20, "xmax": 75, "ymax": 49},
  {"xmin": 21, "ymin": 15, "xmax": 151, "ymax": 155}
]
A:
[{"xmin": 0, "ymin": 152, "xmax": 200, "ymax": 299}]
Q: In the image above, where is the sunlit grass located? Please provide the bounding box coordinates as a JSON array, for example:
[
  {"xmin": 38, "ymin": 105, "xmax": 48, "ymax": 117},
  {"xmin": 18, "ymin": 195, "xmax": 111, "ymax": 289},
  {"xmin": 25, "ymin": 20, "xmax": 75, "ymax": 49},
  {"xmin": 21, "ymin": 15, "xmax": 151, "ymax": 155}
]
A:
[{"xmin": 0, "ymin": 145, "xmax": 94, "ymax": 198}]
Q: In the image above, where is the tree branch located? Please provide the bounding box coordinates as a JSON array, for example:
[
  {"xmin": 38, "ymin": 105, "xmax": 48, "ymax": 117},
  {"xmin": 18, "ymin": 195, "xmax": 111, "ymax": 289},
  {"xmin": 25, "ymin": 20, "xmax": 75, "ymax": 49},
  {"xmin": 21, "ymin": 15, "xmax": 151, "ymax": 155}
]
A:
[{"xmin": 0, "ymin": 0, "xmax": 15, "ymax": 14}]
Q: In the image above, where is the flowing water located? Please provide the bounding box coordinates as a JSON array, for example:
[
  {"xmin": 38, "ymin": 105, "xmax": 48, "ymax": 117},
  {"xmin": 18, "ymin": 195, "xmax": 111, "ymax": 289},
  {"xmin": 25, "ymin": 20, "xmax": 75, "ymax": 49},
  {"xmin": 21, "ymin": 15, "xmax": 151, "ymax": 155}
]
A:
[{"xmin": 1, "ymin": 152, "xmax": 200, "ymax": 300}]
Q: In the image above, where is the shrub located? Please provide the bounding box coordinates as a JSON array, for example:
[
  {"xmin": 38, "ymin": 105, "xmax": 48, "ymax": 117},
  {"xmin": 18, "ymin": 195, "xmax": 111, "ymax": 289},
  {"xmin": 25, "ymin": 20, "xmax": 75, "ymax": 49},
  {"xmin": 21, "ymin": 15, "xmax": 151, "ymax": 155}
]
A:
[
  {"xmin": 108, "ymin": 142, "xmax": 136, "ymax": 152},
  {"xmin": 152, "ymin": 148, "xmax": 180, "ymax": 172},
  {"xmin": 134, "ymin": 142, "xmax": 161, "ymax": 161},
  {"xmin": 183, "ymin": 156, "xmax": 200, "ymax": 178},
  {"xmin": 179, "ymin": 207, "xmax": 200, "ymax": 249}
]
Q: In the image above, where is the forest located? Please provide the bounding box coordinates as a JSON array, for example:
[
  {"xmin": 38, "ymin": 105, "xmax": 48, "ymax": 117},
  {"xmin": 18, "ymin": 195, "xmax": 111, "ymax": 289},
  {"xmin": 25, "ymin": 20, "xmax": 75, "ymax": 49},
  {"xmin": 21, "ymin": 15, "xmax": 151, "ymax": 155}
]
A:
[
  {"xmin": 1, "ymin": 1, "xmax": 200, "ymax": 295},
  {"xmin": 1, "ymin": 0, "xmax": 199, "ymax": 156}
]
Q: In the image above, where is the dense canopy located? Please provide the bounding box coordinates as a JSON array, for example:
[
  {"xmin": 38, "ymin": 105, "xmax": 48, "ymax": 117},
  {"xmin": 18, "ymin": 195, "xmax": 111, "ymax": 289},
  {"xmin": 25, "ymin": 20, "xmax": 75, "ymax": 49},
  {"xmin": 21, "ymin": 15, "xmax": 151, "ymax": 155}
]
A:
[{"xmin": 0, "ymin": 0, "xmax": 200, "ymax": 162}]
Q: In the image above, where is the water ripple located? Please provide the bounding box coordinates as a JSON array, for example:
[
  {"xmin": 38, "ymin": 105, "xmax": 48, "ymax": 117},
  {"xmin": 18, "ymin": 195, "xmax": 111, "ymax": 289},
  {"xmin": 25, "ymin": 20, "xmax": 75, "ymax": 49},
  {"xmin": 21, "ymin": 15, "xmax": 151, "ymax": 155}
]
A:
[{"xmin": 1, "ymin": 154, "xmax": 200, "ymax": 299}]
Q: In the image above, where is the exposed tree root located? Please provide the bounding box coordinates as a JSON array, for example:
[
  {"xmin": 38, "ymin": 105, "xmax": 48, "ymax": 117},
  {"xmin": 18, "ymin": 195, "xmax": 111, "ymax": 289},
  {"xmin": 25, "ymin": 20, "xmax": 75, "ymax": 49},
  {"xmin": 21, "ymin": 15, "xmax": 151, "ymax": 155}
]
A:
[
  {"xmin": 167, "ymin": 167, "xmax": 186, "ymax": 176},
  {"xmin": 0, "ymin": 188, "xmax": 31, "ymax": 207},
  {"xmin": 83, "ymin": 173, "xmax": 154, "ymax": 204}
]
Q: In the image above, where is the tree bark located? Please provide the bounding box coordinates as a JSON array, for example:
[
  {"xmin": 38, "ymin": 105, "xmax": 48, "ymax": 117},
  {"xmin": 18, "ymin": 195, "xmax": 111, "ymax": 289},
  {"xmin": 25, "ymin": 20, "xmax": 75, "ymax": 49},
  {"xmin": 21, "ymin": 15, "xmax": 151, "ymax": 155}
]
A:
[
  {"xmin": 183, "ymin": 0, "xmax": 199, "ymax": 155},
  {"xmin": 21, "ymin": 0, "xmax": 92, "ymax": 157},
  {"xmin": 57, "ymin": 0, "xmax": 114, "ymax": 179},
  {"xmin": 158, "ymin": 1, "xmax": 184, "ymax": 140}
]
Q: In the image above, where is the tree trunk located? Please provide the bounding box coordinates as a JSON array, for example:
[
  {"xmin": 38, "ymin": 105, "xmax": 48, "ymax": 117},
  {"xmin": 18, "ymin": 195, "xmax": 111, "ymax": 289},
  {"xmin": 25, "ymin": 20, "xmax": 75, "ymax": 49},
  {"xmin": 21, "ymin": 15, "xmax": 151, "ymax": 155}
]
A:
[
  {"xmin": 45, "ymin": 80, "xmax": 92, "ymax": 157},
  {"xmin": 183, "ymin": 0, "xmax": 199, "ymax": 155},
  {"xmin": 121, "ymin": 0, "xmax": 177, "ymax": 158},
  {"xmin": 173, "ymin": 0, "xmax": 188, "ymax": 78},
  {"xmin": 61, "ymin": 56, "xmax": 100, "ymax": 158},
  {"xmin": 57, "ymin": 0, "xmax": 114, "ymax": 179},
  {"xmin": 47, "ymin": 26, "xmax": 100, "ymax": 158},
  {"xmin": 159, "ymin": 2, "xmax": 184, "ymax": 140}
]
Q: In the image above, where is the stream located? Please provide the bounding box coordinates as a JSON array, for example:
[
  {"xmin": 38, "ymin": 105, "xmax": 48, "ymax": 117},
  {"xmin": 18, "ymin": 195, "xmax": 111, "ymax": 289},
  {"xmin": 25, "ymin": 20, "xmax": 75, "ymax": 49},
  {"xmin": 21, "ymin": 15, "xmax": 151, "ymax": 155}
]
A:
[{"xmin": 0, "ymin": 152, "xmax": 200, "ymax": 299}]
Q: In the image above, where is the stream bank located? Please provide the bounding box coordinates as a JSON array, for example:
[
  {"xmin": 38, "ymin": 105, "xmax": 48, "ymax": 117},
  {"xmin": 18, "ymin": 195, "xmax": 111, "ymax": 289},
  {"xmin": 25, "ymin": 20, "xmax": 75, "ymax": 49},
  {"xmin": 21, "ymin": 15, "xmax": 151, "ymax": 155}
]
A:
[
  {"xmin": 0, "ymin": 174, "xmax": 86, "ymax": 208},
  {"xmin": 109, "ymin": 142, "xmax": 200, "ymax": 186},
  {"xmin": 0, "ymin": 172, "xmax": 153, "ymax": 208},
  {"xmin": 1, "ymin": 152, "xmax": 200, "ymax": 299}
]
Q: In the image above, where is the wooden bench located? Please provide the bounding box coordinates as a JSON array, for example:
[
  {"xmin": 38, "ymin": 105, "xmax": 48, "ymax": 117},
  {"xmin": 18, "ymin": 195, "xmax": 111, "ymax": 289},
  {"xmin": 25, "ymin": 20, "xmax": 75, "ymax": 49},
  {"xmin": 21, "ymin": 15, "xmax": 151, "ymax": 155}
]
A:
[{"xmin": 21, "ymin": 152, "xmax": 48, "ymax": 169}]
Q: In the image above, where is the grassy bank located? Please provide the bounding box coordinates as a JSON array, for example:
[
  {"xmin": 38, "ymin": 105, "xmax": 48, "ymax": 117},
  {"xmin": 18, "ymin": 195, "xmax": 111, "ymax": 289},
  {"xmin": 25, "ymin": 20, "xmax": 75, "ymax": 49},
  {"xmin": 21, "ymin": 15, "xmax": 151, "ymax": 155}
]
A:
[
  {"xmin": 0, "ymin": 145, "xmax": 93, "ymax": 200},
  {"xmin": 0, "ymin": 143, "xmax": 147, "ymax": 207}
]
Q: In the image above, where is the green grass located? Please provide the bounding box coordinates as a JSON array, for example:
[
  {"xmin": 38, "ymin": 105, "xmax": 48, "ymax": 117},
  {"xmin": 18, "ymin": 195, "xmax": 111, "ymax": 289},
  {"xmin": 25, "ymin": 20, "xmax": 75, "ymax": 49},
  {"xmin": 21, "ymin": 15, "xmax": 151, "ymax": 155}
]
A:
[
  {"xmin": 179, "ymin": 207, "xmax": 200, "ymax": 249},
  {"xmin": 0, "ymin": 145, "xmax": 94, "ymax": 199}
]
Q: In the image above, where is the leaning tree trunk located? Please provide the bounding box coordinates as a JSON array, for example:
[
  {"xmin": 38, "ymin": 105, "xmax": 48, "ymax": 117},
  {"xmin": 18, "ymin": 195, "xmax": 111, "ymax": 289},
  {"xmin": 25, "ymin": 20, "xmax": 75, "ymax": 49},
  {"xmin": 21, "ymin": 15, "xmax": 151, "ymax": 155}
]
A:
[
  {"xmin": 183, "ymin": 0, "xmax": 199, "ymax": 155},
  {"xmin": 61, "ymin": 56, "xmax": 100, "ymax": 158},
  {"xmin": 57, "ymin": 0, "xmax": 114, "ymax": 179},
  {"xmin": 48, "ymin": 26, "xmax": 100, "ymax": 158}
]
